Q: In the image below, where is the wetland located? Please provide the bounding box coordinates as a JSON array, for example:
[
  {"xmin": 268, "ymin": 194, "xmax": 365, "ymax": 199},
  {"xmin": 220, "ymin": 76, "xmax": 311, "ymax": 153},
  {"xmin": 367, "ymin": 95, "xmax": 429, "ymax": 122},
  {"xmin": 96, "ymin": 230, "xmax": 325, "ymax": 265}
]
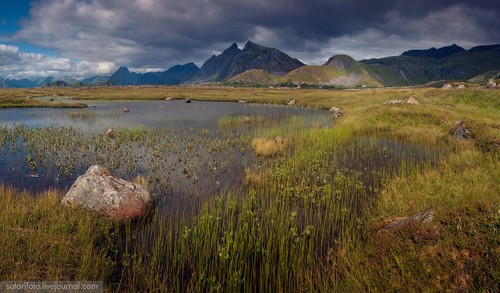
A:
[{"xmin": 0, "ymin": 86, "xmax": 498, "ymax": 292}]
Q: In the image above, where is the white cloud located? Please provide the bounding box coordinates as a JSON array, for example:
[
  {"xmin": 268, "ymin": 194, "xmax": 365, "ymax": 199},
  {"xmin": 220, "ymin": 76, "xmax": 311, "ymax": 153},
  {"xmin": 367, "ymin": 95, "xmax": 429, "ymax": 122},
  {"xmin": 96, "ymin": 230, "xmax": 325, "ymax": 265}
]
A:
[{"xmin": 0, "ymin": 44, "xmax": 116, "ymax": 79}]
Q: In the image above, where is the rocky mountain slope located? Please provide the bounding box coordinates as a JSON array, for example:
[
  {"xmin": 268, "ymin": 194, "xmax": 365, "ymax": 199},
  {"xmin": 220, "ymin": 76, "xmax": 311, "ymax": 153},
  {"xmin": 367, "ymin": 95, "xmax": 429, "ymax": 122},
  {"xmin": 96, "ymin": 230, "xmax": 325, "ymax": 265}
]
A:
[
  {"xmin": 189, "ymin": 41, "xmax": 304, "ymax": 83},
  {"xmin": 362, "ymin": 44, "xmax": 500, "ymax": 86},
  {"xmin": 229, "ymin": 54, "xmax": 382, "ymax": 87}
]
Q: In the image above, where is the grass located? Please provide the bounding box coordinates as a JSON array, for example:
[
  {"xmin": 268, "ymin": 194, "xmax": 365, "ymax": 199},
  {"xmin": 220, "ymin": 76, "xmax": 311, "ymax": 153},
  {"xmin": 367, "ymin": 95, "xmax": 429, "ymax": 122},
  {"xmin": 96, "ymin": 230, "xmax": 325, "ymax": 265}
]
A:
[
  {"xmin": 0, "ymin": 185, "xmax": 116, "ymax": 281},
  {"xmin": 0, "ymin": 85, "xmax": 498, "ymax": 291},
  {"xmin": 250, "ymin": 136, "xmax": 288, "ymax": 157}
]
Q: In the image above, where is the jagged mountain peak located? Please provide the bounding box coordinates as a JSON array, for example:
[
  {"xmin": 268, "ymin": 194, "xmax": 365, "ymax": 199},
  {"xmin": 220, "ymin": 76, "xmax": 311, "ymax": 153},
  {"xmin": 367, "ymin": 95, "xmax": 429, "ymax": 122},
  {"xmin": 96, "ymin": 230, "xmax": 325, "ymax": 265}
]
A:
[
  {"xmin": 226, "ymin": 42, "xmax": 239, "ymax": 51},
  {"xmin": 115, "ymin": 66, "xmax": 130, "ymax": 74},
  {"xmin": 243, "ymin": 41, "xmax": 261, "ymax": 50}
]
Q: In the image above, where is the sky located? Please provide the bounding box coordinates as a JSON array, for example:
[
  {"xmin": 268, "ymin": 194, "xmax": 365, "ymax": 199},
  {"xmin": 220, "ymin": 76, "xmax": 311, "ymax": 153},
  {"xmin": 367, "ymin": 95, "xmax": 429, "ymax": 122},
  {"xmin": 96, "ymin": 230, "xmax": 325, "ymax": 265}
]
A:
[{"xmin": 0, "ymin": 0, "xmax": 499, "ymax": 79}]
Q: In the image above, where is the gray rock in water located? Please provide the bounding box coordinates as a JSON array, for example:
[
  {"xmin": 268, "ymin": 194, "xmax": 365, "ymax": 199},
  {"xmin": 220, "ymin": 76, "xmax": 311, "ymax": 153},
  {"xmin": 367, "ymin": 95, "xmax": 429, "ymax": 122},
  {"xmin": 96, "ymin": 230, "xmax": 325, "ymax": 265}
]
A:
[
  {"xmin": 379, "ymin": 210, "xmax": 434, "ymax": 232},
  {"xmin": 329, "ymin": 106, "xmax": 344, "ymax": 119},
  {"xmin": 62, "ymin": 165, "xmax": 151, "ymax": 220},
  {"xmin": 452, "ymin": 122, "xmax": 472, "ymax": 140}
]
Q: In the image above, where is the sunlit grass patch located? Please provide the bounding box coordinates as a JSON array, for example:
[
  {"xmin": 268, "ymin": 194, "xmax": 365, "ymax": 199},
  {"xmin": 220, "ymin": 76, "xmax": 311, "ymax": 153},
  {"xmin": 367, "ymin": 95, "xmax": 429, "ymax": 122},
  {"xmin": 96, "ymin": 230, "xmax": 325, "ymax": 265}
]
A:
[{"xmin": 251, "ymin": 136, "xmax": 288, "ymax": 157}]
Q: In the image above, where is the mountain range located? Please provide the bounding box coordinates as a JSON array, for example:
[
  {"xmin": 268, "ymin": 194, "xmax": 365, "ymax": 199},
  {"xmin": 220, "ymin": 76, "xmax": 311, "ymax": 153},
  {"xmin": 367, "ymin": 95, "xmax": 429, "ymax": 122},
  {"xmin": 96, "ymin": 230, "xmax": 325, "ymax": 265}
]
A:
[{"xmin": 1, "ymin": 41, "xmax": 499, "ymax": 88}]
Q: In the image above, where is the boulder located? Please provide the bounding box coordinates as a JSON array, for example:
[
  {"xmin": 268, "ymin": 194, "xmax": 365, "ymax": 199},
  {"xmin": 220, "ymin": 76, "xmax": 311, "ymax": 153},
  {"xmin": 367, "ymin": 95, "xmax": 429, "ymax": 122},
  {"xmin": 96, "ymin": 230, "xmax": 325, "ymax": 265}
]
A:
[
  {"xmin": 379, "ymin": 210, "xmax": 434, "ymax": 232},
  {"xmin": 123, "ymin": 107, "xmax": 129, "ymax": 112},
  {"xmin": 383, "ymin": 99, "xmax": 403, "ymax": 105},
  {"xmin": 165, "ymin": 97, "xmax": 173, "ymax": 101},
  {"xmin": 329, "ymin": 106, "xmax": 344, "ymax": 119},
  {"xmin": 442, "ymin": 84, "xmax": 453, "ymax": 90},
  {"xmin": 486, "ymin": 80, "xmax": 497, "ymax": 89},
  {"xmin": 406, "ymin": 96, "xmax": 419, "ymax": 104},
  {"xmin": 105, "ymin": 128, "xmax": 115, "ymax": 139},
  {"xmin": 457, "ymin": 84, "xmax": 466, "ymax": 89},
  {"xmin": 185, "ymin": 99, "xmax": 192, "ymax": 103},
  {"xmin": 452, "ymin": 122, "xmax": 472, "ymax": 140},
  {"xmin": 287, "ymin": 99, "xmax": 296, "ymax": 106},
  {"xmin": 62, "ymin": 165, "xmax": 151, "ymax": 220}
]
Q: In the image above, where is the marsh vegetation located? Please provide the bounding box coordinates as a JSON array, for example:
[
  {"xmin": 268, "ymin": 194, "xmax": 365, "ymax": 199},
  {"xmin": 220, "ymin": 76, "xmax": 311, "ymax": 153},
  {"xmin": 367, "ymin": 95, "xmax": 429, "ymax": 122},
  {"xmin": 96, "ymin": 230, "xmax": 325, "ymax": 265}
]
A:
[{"xmin": 0, "ymin": 86, "xmax": 498, "ymax": 291}]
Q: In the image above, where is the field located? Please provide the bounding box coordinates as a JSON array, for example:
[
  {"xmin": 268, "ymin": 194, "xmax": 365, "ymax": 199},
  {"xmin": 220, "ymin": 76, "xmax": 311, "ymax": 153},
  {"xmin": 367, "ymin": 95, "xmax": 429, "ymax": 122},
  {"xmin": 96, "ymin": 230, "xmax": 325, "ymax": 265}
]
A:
[{"xmin": 0, "ymin": 85, "xmax": 498, "ymax": 292}]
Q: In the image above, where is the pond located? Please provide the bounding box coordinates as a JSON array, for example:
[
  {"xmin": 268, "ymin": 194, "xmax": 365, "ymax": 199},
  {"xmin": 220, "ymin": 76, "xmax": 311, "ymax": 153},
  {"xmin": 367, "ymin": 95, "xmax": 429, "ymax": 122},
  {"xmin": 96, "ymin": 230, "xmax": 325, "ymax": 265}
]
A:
[
  {"xmin": 0, "ymin": 100, "xmax": 332, "ymax": 214},
  {"xmin": 0, "ymin": 100, "xmax": 331, "ymax": 131}
]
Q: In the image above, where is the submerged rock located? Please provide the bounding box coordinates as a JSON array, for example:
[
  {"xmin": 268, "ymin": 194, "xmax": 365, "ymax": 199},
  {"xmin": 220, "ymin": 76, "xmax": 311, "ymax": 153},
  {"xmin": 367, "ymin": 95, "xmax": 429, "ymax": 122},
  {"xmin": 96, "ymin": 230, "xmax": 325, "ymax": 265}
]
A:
[
  {"xmin": 61, "ymin": 165, "xmax": 151, "ymax": 221},
  {"xmin": 379, "ymin": 210, "xmax": 434, "ymax": 232}
]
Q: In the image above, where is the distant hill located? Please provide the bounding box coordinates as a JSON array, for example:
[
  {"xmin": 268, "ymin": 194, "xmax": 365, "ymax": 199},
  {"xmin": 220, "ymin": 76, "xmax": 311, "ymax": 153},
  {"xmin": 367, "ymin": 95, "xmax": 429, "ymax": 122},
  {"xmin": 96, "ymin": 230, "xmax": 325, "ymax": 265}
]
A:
[
  {"xmin": 468, "ymin": 69, "xmax": 500, "ymax": 83},
  {"xmin": 226, "ymin": 41, "xmax": 304, "ymax": 78},
  {"xmin": 401, "ymin": 44, "xmax": 465, "ymax": 59},
  {"xmin": 81, "ymin": 75, "xmax": 113, "ymax": 86},
  {"xmin": 41, "ymin": 80, "xmax": 83, "ymax": 88},
  {"xmin": 285, "ymin": 55, "xmax": 382, "ymax": 87},
  {"xmin": 362, "ymin": 44, "xmax": 500, "ymax": 85},
  {"xmin": 188, "ymin": 41, "xmax": 304, "ymax": 83},
  {"xmin": 226, "ymin": 69, "xmax": 284, "ymax": 85},
  {"xmin": 229, "ymin": 54, "xmax": 382, "ymax": 87},
  {"xmin": 153, "ymin": 62, "xmax": 199, "ymax": 85},
  {"xmin": 109, "ymin": 63, "xmax": 199, "ymax": 86}
]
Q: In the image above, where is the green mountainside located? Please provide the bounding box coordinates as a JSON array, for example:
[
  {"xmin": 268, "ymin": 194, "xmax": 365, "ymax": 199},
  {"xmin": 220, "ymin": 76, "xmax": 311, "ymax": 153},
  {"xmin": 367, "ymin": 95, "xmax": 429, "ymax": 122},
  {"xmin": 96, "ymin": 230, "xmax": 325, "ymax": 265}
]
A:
[{"xmin": 362, "ymin": 44, "xmax": 500, "ymax": 86}]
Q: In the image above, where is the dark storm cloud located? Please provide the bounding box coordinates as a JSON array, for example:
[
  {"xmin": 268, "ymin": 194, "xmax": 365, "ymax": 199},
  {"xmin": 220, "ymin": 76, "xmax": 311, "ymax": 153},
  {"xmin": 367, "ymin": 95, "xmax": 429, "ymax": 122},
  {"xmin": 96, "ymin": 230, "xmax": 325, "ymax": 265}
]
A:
[{"xmin": 5, "ymin": 0, "xmax": 500, "ymax": 76}]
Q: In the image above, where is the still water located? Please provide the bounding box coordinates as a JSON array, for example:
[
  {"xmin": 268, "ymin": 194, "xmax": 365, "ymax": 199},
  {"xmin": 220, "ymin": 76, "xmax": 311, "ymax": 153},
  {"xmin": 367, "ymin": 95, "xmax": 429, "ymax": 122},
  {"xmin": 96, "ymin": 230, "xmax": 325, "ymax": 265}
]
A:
[{"xmin": 0, "ymin": 100, "xmax": 332, "ymax": 212}]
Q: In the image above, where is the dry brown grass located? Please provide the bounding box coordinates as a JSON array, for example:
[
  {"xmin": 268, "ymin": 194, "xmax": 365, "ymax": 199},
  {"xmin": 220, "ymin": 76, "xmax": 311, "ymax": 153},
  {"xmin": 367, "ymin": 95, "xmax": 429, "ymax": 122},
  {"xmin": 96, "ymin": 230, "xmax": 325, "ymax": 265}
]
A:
[{"xmin": 251, "ymin": 136, "xmax": 289, "ymax": 157}]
